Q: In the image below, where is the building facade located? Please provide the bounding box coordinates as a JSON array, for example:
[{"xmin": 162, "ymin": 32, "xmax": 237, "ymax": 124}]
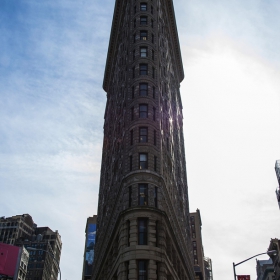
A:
[
  {"xmin": 82, "ymin": 215, "xmax": 97, "ymax": 280},
  {"xmin": 268, "ymin": 238, "xmax": 280, "ymax": 280},
  {"xmin": 190, "ymin": 210, "xmax": 213, "ymax": 280},
  {"xmin": 92, "ymin": 0, "xmax": 194, "ymax": 279},
  {"xmin": 0, "ymin": 215, "xmax": 62, "ymax": 280},
  {"xmin": 256, "ymin": 258, "xmax": 274, "ymax": 280}
]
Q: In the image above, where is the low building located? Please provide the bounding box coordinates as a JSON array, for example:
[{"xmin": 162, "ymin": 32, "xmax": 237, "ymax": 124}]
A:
[
  {"xmin": 190, "ymin": 209, "xmax": 213, "ymax": 280},
  {"xmin": 0, "ymin": 214, "xmax": 62, "ymax": 280},
  {"xmin": 256, "ymin": 258, "xmax": 274, "ymax": 280},
  {"xmin": 268, "ymin": 238, "xmax": 280, "ymax": 280},
  {"xmin": 0, "ymin": 242, "xmax": 29, "ymax": 280}
]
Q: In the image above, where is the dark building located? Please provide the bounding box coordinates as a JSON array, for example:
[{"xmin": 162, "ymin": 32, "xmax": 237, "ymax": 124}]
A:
[
  {"xmin": 82, "ymin": 215, "xmax": 97, "ymax": 280},
  {"xmin": 92, "ymin": 0, "xmax": 194, "ymax": 279},
  {"xmin": 190, "ymin": 210, "xmax": 213, "ymax": 280},
  {"xmin": 0, "ymin": 214, "xmax": 62, "ymax": 280}
]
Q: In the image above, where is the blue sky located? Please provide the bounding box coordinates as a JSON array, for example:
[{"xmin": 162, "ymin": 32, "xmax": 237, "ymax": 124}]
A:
[{"xmin": 0, "ymin": 0, "xmax": 280, "ymax": 279}]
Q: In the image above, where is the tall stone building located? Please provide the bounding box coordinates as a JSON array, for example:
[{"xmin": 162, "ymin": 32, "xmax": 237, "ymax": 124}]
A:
[{"xmin": 92, "ymin": 0, "xmax": 194, "ymax": 279}]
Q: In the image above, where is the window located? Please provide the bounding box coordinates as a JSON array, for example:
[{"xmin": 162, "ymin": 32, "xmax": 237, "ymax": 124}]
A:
[
  {"xmin": 133, "ymin": 49, "xmax": 135, "ymax": 60},
  {"xmin": 138, "ymin": 219, "xmax": 148, "ymax": 245},
  {"xmin": 151, "ymin": 19, "xmax": 154, "ymax": 28},
  {"xmin": 134, "ymin": 5, "xmax": 137, "ymax": 14},
  {"xmin": 140, "ymin": 47, "xmax": 148, "ymax": 57},
  {"xmin": 138, "ymin": 260, "xmax": 148, "ymax": 280},
  {"xmin": 129, "ymin": 186, "xmax": 132, "ymax": 207},
  {"xmin": 139, "ymin": 127, "xmax": 148, "ymax": 142},
  {"xmin": 155, "ymin": 221, "xmax": 158, "ymax": 246},
  {"xmin": 154, "ymin": 156, "xmax": 157, "ymax": 171},
  {"xmin": 153, "ymin": 130, "xmax": 156, "ymax": 145},
  {"xmin": 129, "ymin": 155, "xmax": 133, "ymax": 171},
  {"xmin": 153, "ymin": 86, "xmax": 155, "ymax": 98},
  {"xmin": 140, "ymin": 30, "xmax": 147, "ymax": 40},
  {"xmin": 152, "ymin": 33, "xmax": 154, "ymax": 43},
  {"xmin": 139, "ymin": 153, "xmax": 148, "ymax": 169},
  {"xmin": 132, "ymin": 67, "xmax": 135, "ymax": 78},
  {"xmin": 130, "ymin": 130, "xmax": 133, "ymax": 145},
  {"xmin": 140, "ymin": 3, "xmax": 147, "ymax": 11},
  {"xmin": 153, "ymin": 107, "xmax": 156, "ymax": 121},
  {"xmin": 139, "ymin": 104, "xmax": 148, "ymax": 118},
  {"xmin": 139, "ymin": 83, "xmax": 148, "ymax": 96},
  {"xmin": 140, "ymin": 16, "xmax": 147, "ymax": 25},
  {"xmin": 152, "ymin": 67, "xmax": 155, "ymax": 78},
  {"xmin": 193, "ymin": 249, "xmax": 197, "ymax": 256},
  {"xmin": 139, "ymin": 184, "xmax": 148, "ymax": 205},
  {"xmin": 152, "ymin": 50, "xmax": 154, "ymax": 60},
  {"xmin": 126, "ymin": 261, "xmax": 130, "ymax": 280},
  {"xmin": 151, "ymin": 5, "xmax": 154, "ymax": 14},
  {"xmin": 127, "ymin": 220, "xmax": 130, "ymax": 246},
  {"xmin": 139, "ymin": 64, "xmax": 148, "ymax": 75},
  {"xmin": 134, "ymin": 33, "xmax": 137, "ymax": 43},
  {"xmin": 134, "ymin": 19, "xmax": 136, "ymax": 28},
  {"xmin": 193, "ymin": 241, "xmax": 197, "ymax": 248},
  {"xmin": 154, "ymin": 187, "xmax": 158, "ymax": 208},
  {"xmin": 132, "ymin": 86, "xmax": 135, "ymax": 99},
  {"xmin": 131, "ymin": 107, "xmax": 134, "ymax": 120}
]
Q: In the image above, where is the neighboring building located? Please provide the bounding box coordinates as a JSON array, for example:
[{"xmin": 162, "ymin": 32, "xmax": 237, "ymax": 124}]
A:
[
  {"xmin": 0, "ymin": 215, "xmax": 62, "ymax": 280},
  {"xmin": 268, "ymin": 238, "xmax": 280, "ymax": 280},
  {"xmin": 275, "ymin": 160, "xmax": 280, "ymax": 209},
  {"xmin": 0, "ymin": 242, "xmax": 29, "ymax": 280},
  {"xmin": 256, "ymin": 258, "xmax": 274, "ymax": 280},
  {"xmin": 92, "ymin": 0, "xmax": 195, "ymax": 279},
  {"xmin": 82, "ymin": 215, "xmax": 97, "ymax": 280},
  {"xmin": 204, "ymin": 257, "xmax": 213, "ymax": 280},
  {"xmin": 190, "ymin": 209, "xmax": 213, "ymax": 280}
]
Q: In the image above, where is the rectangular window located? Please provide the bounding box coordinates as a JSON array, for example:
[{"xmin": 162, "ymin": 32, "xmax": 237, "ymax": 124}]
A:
[
  {"xmin": 132, "ymin": 67, "xmax": 135, "ymax": 78},
  {"xmin": 154, "ymin": 156, "xmax": 157, "ymax": 171},
  {"xmin": 129, "ymin": 186, "xmax": 132, "ymax": 207},
  {"xmin": 140, "ymin": 3, "xmax": 147, "ymax": 11},
  {"xmin": 153, "ymin": 86, "xmax": 155, "ymax": 98},
  {"xmin": 139, "ymin": 127, "xmax": 148, "ymax": 142},
  {"xmin": 139, "ymin": 153, "xmax": 148, "ymax": 169},
  {"xmin": 155, "ymin": 221, "xmax": 158, "ymax": 246},
  {"xmin": 140, "ymin": 30, "xmax": 147, "ymax": 40},
  {"xmin": 139, "ymin": 184, "xmax": 148, "ymax": 206},
  {"xmin": 134, "ymin": 33, "xmax": 136, "ymax": 43},
  {"xmin": 154, "ymin": 187, "xmax": 158, "ymax": 208},
  {"xmin": 134, "ymin": 19, "xmax": 136, "ymax": 28},
  {"xmin": 140, "ymin": 47, "xmax": 148, "ymax": 57},
  {"xmin": 139, "ymin": 104, "xmax": 148, "ymax": 118},
  {"xmin": 133, "ymin": 49, "xmax": 135, "ymax": 60},
  {"xmin": 152, "ymin": 50, "xmax": 154, "ymax": 60},
  {"xmin": 126, "ymin": 261, "xmax": 129, "ymax": 280},
  {"xmin": 152, "ymin": 33, "xmax": 154, "ymax": 43},
  {"xmin": 151, "ymin": 5, "xmax": 154, "ymax": 14},
  {"xmin": 138, "ymin": 219, "xmax": 148, "ymax": 245},
  {"xmin": 151, "ymin": 19, "xmax": 154, "ymax": 28},
  {"xmin": 134, "ymin": 5, "xmax": 137, "ymax": 14},
  {"xmin": 139, "ymin": 83, "xmax": 148, "ymax": 96},
  {"xmin": 140, "ymin": 16, "xmax": 147, "ymax": 25},
  {"xmin": 139, "ymin": 64, "xmax": 148, "ymax": 75},
  {"xmin": 131, "ymin": 107, "xmax": 134, "ymax": 120},
  {"xmin": 153, "ymin": 130, "xmax": 156, "ymax": 145},
  {"xmin": 138, "ymin": 260, "xmax": 148, "ymax": 280},
  {"xmin": 132, "ymin": 86, "xmax": 135, "ymax": 99},
  {"xmin": 152, "ymin": 67, "xmax": 155, "ymax": 78},
  {"xmin": 130, "ymin": 129, "xmax": 133, "ymax": 145},
  {"xmin": 153, "ymin": 107, "xmax": 156, "ymax": 121},
  {"xmin": 127, "ymin": 220, "xmax": 130, "ymax": 246},
  {"xmin": 130, "ymin": 155, "xmax": 133, "ymax": 171}
]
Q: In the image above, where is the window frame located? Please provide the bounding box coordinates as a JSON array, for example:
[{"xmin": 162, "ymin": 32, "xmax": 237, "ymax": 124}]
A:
[
  {"xmin": 139, "ymin": 104, "xmax": 148, "ymax": 118},
  {"xmin": 139, "ymin": 63, "xmax": 148, "ymax": 75},
  {"xmin": 139, "ymin": 127, "xmax": 148, "ymax": 143},
  {"xmin": 138, "ymin": 183, "xmax": 148, "ymax": 206},
  {"xmin": 140, "ymin": 16, "xmax": 148, "ymax": 25},
  {"xmin": 140, "ymin": 30, "xmax": 148, "ymax": 41},
  {"xmin": 140, "ymin": 2, "xmax": 147, "ymax": 11},
  {"xmin": 139, "ymin": 153, "xmax": 148, "ymax": 169},
  {"xmin": 140, "ymin": 46, "xmax": 148, "ymax": 58},
  {"xmin": 139, "ymin": 83, "xmax": 148, "ymax": 96},
  {"xmin": 138, "ymin": 219, "xmax": 148, "ymax": 245}
]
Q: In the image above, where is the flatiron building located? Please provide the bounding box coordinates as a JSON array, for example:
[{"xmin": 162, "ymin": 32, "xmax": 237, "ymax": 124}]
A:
[{"xmin": 92, "ymin": 0, "xmax": 194, "ymax": 279}]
